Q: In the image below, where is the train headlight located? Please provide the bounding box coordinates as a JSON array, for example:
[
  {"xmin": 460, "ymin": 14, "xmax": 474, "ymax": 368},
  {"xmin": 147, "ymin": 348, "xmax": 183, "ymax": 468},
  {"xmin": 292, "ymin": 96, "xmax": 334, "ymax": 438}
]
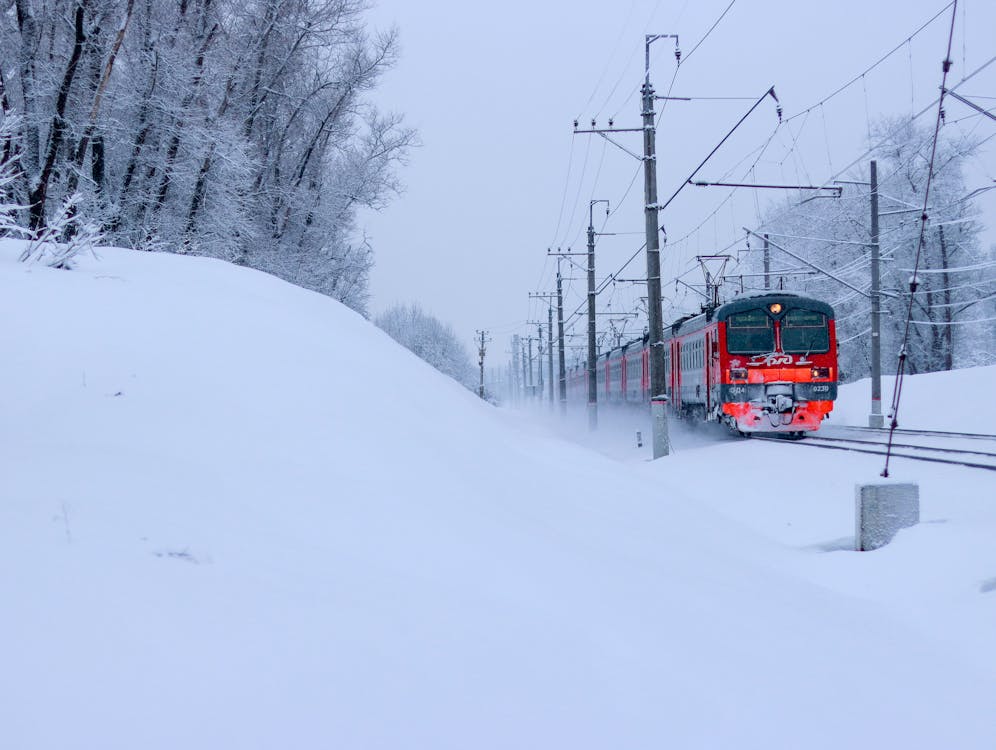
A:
[
  {"xmin": 730, "ymin": 368, "xmax": 748, "ymax": 381},
  {"xmin": 811, "ymin": 366, "xmax": 830, "ymax": 378},
  {"xmin": 768, "ymin": 303, "xmax": 783, "ymax": 314}
]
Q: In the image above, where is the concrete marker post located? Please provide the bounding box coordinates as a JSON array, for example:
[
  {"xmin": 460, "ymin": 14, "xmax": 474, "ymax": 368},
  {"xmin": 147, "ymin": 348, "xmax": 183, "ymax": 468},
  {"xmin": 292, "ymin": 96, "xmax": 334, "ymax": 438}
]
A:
[{"xmin": 855, "ymin": 481, "xmax": 919, "ymax": 551}]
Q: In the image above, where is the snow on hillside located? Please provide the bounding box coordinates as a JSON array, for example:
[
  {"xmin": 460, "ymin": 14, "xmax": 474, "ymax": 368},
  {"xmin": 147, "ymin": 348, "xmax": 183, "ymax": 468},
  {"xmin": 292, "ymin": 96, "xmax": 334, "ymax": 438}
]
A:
[{"xmin": 2, "ymin": 241, "xmax": 994, "ymax": 749}]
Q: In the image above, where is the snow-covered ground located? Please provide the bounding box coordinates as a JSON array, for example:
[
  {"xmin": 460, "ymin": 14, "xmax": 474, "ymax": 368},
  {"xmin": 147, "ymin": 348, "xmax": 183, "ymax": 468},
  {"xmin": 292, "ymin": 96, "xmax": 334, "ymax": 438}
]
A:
[{"xmin": 2, "ymin": 241, "xmax": 994, "ymax": 749}]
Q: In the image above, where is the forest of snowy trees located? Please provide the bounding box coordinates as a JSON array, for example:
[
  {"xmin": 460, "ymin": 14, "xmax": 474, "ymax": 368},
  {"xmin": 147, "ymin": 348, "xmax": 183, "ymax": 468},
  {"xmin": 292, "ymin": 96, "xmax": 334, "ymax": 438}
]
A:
[
  {"xmin": 1, "ymin": 0, "xmax": 413, "ymax": 313},
  {"xmin": 375, "ymin": 303, "xmax": 477, "ymax": 391},
  {"xmin": 740, "ymin": 119, "xmax": 996, "ymax": 380}
]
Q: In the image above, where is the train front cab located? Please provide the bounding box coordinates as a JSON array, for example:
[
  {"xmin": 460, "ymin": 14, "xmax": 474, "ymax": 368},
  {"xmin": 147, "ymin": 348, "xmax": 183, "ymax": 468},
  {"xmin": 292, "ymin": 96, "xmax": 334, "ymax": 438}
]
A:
[{"xmin": 716, "ymin": 295, "xmax": 838, "ymax": 434}]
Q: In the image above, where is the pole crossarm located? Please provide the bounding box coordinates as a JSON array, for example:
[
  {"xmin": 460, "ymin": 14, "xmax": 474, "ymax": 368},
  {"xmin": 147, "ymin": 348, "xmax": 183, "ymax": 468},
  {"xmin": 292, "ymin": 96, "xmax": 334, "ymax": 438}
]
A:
[
  {"xmin": 658, "ymin": 87, "xmax": 781, "ymax": 216},
  {"xmin": 572, "ymin": 127, "xmax": 645, "ymax": 162},
  {"xmin": 675, "ymin": 277, "xmax": 710, "ymax": 300},
  {"xmin": 941, "ymin": 88, "xmax": 996, "ymax": 122},
  {"xmin": 743, "ymin": 227, "xmax": 876, "ymax": 299},
  {"xmin": 691, "ymin": 180, "xmax": 842, "ymax": 196},
  {"xmin": 573, "ymin": 127, "xmax": 644, "ymax": 134},
  {"xmin": 724, "ymin": 270, "xmax": 817, "ymax": 279}
]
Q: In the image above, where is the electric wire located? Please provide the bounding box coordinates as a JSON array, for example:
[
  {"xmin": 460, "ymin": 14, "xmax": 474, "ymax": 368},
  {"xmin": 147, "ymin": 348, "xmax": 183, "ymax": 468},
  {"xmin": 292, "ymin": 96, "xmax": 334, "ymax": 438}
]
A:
[
  {"xmin": 883, "ymin": 0, "xmax": 959, "ymax": 477},
  {"xmin": 529, "ymin": 1, "xmax": 992, "ymax": 377},
  {"xmin": 680, "ymin": 0, "xmax": 737, "ymax": 67}
]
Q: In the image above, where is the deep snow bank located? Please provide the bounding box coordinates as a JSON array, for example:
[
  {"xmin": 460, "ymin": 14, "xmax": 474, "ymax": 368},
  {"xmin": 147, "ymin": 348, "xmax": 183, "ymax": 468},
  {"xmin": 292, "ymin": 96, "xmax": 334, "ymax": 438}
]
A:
[
  {"xmin": 2, "ymin": 242, "xmax": 993, "ymax": 749},
  {"xmin": 835, "ymin": 365, "xmax": 996, "ymax": 432}
]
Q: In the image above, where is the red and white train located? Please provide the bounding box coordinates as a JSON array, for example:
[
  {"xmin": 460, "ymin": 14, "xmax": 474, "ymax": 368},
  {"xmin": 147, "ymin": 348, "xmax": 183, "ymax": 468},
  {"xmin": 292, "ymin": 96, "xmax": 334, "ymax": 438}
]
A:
[{"xmin": 566, "ymin": 293, "xmax": 838, "ymax": 434}]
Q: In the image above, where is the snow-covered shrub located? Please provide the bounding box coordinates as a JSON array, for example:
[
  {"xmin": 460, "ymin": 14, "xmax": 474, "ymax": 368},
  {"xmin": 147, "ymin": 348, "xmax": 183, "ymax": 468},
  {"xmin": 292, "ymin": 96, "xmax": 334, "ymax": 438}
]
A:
[{"xmin": 19, "ymin": 192, "xmax": 103, "ymax": 269}]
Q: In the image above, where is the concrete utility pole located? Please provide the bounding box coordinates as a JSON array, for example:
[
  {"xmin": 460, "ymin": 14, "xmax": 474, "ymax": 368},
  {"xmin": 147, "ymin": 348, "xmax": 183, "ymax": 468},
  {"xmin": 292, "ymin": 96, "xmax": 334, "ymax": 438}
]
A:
[
  {"xmin": 521, "ymin": 341, "xmax": 528, "ymax": 399},
  {"xmin": 642, "ymin": 35, "xmax": 671, "ymax": 458},
  {"xmin": 536, "ymin": 323, "xmax": 544, "ymax": 399},
  {"xmin": 526, "ymin": 336, "xmax": 535, "ymax": 398},
  {"xmin": 557, "ymin": 261, "xmax": 567, "ymax": 414},
  {"xmin": 587, "ymin": 199, "xmax": 609, "ymax": 430},
  {"xmin": 869, "ymin": 160, "xmax": 884, "ymax": 428},
  {"xmin": 937, "ymin": 223, "xmax": 954, "ymax": 369},
  {"xmin": 511, "ymin": 335, "xmax": 521, "ymax": 404},
  {"xmin": 529, "ymin": 292, "xmax": 560, "ymax": 410},
  {"xmin": 475, "ymin": 330, "xmax": 490, "ymax": 400},
  {"xmin": 763, "ymin": 233, "xmax": 771, "ymax": 290},
  {"xmin": 547, "ymin": 304, "xmax": 554, "ymax": 408}
]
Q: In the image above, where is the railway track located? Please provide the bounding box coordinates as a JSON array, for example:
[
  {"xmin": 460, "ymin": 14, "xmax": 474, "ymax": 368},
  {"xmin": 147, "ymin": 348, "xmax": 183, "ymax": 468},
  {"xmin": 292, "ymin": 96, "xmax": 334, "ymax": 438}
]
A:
[
  {"xmin": 831, "ymin": 425, "xmax": 996, "ymax": 442},
  {"xmin": 754, "ymin": 427, "xmax": 996, "ymax": 472}
]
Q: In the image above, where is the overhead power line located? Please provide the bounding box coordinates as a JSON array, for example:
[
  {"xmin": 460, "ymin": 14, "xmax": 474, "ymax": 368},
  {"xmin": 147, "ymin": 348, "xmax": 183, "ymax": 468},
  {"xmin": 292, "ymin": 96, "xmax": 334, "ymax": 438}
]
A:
[{"xmin": 883, "ymin": 0, "xmax": 960, "ymax": 477}]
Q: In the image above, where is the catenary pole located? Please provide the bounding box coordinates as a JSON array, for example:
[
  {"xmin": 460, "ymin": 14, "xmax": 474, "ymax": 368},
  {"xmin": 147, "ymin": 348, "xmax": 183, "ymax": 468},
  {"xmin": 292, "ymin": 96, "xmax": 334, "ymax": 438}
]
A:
[
  {"xmin": 520, "ymin": 340, "xmax": 527, "ymax": 402},
  {"xmin": 476, "ymin": 330, "xmax": 489, "ymax": 400},
  {"xmin": 511, "ymin": 334, "xmax": 521, "ymax": 404},
  {"xmin": 763, "ymin": 233, "xmax": 771, "ymax": 290},
  {"xmin": 529, "ymin": 293, "xmax": 559, "ymax": 410},
  {"xmin": 536, "ymin": 324, "xmax": 544, "ymax": 399},
  {"xmin": 587, "ymin": 200, "xmax": 608, "ymax": 430},
  {"xmin": 643, "ymin": 36, "xmax": 671, "ymax": 458},
  {"xmin": 557, "ymin": 261, "xmax": 567, "ymax": 414},
  {"xmin": 937, "ymin": 224, "xmax": 954, "ymax": 369},
  {"xmin": 547, "ymin": 306, "xmax": 554, "ymax": 408},
  {"xmin": 527, "ymin": 336, "xmax": 534, "ymax": 398},
  {"xmin": 869, "ymin": 160, "xmax": 883, "ymax": 428}
]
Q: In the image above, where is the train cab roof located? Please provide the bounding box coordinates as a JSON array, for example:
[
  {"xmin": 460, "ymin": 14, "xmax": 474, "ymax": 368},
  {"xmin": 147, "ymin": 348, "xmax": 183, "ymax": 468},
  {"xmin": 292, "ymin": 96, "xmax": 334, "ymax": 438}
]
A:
[
  {"xmin": 665, "ymin": 293, "xmax": 834, "ymax": 339},
  {"xmin": 714, "ymin": 293, "xmax": 834, "ymax": 322}
]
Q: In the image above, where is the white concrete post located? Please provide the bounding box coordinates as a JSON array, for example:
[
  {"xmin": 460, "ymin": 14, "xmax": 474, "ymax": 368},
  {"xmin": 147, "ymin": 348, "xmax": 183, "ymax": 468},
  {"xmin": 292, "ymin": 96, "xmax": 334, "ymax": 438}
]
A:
[{"xmin": 855, "ymin": 482, "xmax": 920, "ymax": 551}]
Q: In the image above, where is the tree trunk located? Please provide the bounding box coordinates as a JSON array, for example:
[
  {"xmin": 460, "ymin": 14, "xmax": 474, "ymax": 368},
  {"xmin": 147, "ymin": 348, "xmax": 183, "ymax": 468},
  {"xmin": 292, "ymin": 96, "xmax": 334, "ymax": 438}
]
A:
[
  {"xmin": 13, "ymin": 0, "xmax": 40, "ymax": 178},
  {"xmin": 149, "ymin": 21, "xmax": 219, "ymax": 222},
  {"xmin": 937, "ymin": 224, "xmax": 953, "ymax": 370},
  {"xmin": 27, "ymin": 0, "xmax": 89, "ymax": 231},
  {"xmin": 184, "ymin": 77, "xmax": 235, "ymax": 245},
  {"xmin": 62, "ymin": 0, "xmax": 135, "ymax": 239}
]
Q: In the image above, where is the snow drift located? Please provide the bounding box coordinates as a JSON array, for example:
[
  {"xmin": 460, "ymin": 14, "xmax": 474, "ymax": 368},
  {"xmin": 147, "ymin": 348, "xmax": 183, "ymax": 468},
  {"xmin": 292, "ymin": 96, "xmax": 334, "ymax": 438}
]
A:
[{"xmin": 1, "ymin": 242, "xmax": 993, "ymax": 749}]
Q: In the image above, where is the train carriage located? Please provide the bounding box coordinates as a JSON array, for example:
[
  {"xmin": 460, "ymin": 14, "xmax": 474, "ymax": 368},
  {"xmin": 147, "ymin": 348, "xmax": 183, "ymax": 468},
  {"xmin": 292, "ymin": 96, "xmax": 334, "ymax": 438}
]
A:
[
  {"xmin": 565, "ymin": 293, "xmax": 838, "ymax": 435},
  {"xmin": 704, "ymin": 293, "xmax": 837, "ymax": 433}
]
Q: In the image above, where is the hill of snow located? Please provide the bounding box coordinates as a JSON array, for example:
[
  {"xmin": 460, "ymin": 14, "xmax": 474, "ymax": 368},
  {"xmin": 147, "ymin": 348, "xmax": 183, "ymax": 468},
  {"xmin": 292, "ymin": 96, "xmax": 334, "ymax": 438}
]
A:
[{"xmin": 2, "ymin": 242, "xmax": 994, "ymax": 749}]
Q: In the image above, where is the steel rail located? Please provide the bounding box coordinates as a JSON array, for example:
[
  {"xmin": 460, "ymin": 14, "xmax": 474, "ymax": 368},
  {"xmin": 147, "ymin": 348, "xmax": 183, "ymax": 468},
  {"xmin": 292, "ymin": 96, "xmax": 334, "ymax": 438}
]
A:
[
  {"xmin": 806, "ymin": 435, "xmax": 996, "ymax": 460},
  {"xmin": 832, "ymin": 425, "xmax": 996, "ymax": 442},
  {"xmin": 754, "ymin": 435, "xmax": 996, "ymax": 472}
]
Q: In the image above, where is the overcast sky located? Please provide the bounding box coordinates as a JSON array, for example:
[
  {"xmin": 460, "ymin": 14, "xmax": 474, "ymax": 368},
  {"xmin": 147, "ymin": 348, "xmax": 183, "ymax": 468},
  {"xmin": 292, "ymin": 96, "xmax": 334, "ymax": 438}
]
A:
[{"xmin": 361, "ymin": 0, "xmax": 996, "ymax": 357}]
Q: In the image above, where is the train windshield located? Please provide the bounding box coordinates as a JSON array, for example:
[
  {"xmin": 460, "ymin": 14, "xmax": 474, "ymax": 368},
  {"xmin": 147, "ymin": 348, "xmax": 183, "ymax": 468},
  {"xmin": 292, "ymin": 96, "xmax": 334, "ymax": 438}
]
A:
[
  {"xmin": 726, "ymin": 309, "xmax": 775, "ymax": 354},
  {"xmin": 780, "ymin": 309, "xmax": 830, "ymax": 354}
]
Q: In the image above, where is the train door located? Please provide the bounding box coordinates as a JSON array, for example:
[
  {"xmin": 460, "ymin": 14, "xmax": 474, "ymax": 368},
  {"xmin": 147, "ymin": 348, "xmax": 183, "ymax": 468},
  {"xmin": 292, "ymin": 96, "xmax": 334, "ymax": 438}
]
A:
[
  {"xmin": 643, "ymin": 346, "xmax": 650, "ymax": 401},
  {"xmin": 621, "ymin": 353, "xmax": 628, "ymax": 401},
  {"xmin": 705, "ymin": 332, "xmax": 712, "ymax": 415},
  {"xmin": 671, "ymin": 339, "xmax": 681, "ymax": 410}
]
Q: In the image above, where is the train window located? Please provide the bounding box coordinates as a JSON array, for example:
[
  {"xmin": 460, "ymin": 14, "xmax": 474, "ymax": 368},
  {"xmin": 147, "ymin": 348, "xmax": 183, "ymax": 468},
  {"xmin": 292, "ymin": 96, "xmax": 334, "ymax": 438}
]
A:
[
  {"xmin": 781, "ymin": 309, "xmax": 829, "ymax": 354},
  {"xmin": 726, "ymin": 310, "xmax": 774, "ymax": 354}
]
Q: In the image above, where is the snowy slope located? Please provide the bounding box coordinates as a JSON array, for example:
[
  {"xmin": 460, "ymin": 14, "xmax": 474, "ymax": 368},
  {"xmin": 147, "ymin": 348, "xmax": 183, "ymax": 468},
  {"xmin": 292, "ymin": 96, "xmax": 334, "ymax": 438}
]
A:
[{"xmin": 2, "ymin": 242, "xmax": 994, "ymax": 749}]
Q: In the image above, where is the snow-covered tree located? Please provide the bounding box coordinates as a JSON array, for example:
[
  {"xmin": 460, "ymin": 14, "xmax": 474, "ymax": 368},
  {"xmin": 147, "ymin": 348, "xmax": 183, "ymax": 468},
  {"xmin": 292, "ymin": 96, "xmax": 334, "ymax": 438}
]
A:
[
  {"xmin": 1, "ymin": 0, "xmax": 413, "ymax": 311},
  {"xmin": 376, "ymin": 303, "xmax": 477, "ymax": 390}
]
